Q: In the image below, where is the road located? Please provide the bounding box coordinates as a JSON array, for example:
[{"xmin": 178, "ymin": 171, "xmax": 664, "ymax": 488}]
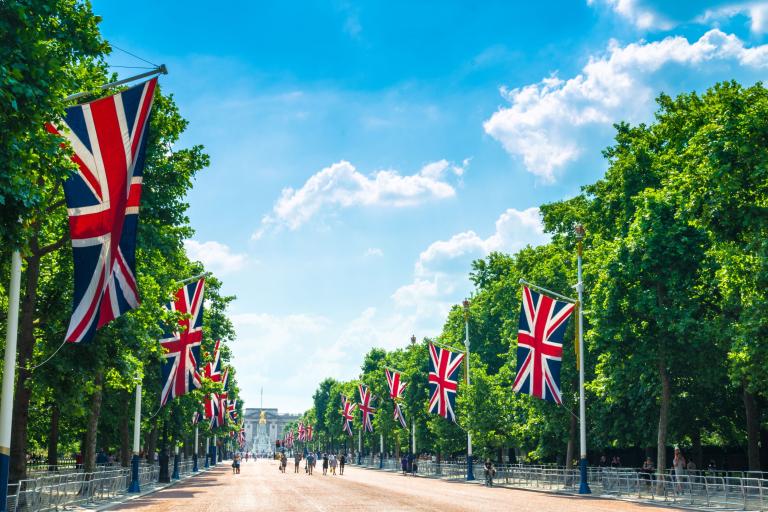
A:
[{"xmin": 108, "ymin": 459, "xmax": 673, "ymax": 512}]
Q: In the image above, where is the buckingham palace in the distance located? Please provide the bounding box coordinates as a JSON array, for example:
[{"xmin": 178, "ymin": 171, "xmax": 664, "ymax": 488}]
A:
[{"xmin": 242, "ymin": 408, "xmax": 301, "ymax": 455}]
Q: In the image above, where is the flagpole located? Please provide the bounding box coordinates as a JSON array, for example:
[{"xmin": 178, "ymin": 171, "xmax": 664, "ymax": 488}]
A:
[
  {"xmin": 575, "ymin": 224, "xmax": 591, "ymax": 494},
  {"xmin": 518, "ymin": 278, "xmax": 577, "ymax": 303},
  {"xmin": 379, "ymin": 432, "xmax": 384, "ymax": 469},
  {"xmin": 175, "ymin": 271, "xmax": 211, "ymax": 287},
  {"xmin": 204, "ymin": 437, "xmax": 210, "ymax": 468},
  {"xmin": 0, "ymin": 251, "xmax": 22, "ymax": 512},
  {"xmin": 63, "ymin": 65, "xmax": 167, "ymax": 103},
  {"xmin": 357, "ymin": 429, "xmax": 362, "ymax": 465},
  {"xmin": 128, "ymin": 379, "xmax": 142, "ymax": 492},
  {"xmin": 193, "ymin": 426, "xmax": 199, "ymax": 472},
  {"xmin": 463, "ymin": 299, "xmax": 475, "ymax": 481}
]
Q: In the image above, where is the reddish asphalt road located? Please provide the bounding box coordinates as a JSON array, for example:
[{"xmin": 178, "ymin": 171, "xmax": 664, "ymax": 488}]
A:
[{"xmin": 108, "ymin": 459, "xmax": 672, "ymax": 512}]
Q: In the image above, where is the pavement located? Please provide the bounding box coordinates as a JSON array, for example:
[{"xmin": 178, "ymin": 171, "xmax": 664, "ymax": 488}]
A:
[{"xmin": 94, "ymin": 458, "xmax": 677, "ymax": 512}]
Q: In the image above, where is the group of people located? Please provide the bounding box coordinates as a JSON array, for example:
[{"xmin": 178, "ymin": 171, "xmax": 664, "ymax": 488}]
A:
[{"xmin": 279, "ymin": 452, "xmax": 346, "ymax": 476}]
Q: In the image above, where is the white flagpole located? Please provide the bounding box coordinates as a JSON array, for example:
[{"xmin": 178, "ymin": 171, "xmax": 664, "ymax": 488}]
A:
[
  {"xmin": 128, "ymin": 380, "xmax": 142, "ymax": 492},
  {"xmin": 63, "ymin": 65, "xmax": 167, "ymax": 103},
  {"xmin": 463, "ymin": 299, "xmax": 474, "ymax": 481},
  {"xmin": 0, "ymin": 251, "xmax": 22, "ymax": 511}
]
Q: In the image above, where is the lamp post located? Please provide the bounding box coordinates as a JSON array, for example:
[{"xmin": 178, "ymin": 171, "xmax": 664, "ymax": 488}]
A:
[
  {"xmin": 575, "ymin": 224, "xmax": 591, "ymax": 494},
  {"xmin": 128, "ymin": 376, "xmax": 142, "ymax": 492},
  {"xmin": 463, "ymin": 299, "xmax": 474, "ymax": 481}
]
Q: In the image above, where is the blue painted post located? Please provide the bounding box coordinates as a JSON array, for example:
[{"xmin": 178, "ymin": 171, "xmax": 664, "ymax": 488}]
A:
[{"xmin": 171, "ymin": 446, "xmax": 180, "ymax": 479}]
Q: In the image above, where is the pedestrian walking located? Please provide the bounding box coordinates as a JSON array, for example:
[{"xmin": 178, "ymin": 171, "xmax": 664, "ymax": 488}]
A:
[
  {"xmin": 401, "ymin": 454, "xmax": 408, "ymax": 475},
  {"xmin": 232, "ymin": 453, "xmax": 241, "ymax": 474},
  {"xmin": 306, "ymin": 452, "xmax": 315, "ymax": 475},
  {"xmin": 280, "ymin": 452, "xmax": 287, "ymax": 473},
  {"xmin": 339, "ymin": 453, "xmax": 346, "ymax": 475},
  {"xmin": 322, "ymin": 453, "xmax": 329, "ymax": 475},
  {"xmin": 673, "ymin": 447, "xmax": 687, "ymax": 492},
  {"xmin": 484, "ymin": 459, "xmax": 496, "ymax": 487},
  {"xmin": 294, "ymin": 452, "xmax": 302, "ymax": 473},
  {"xmin": 329, "ymin": 453, "xmax": 337, "ymax": 475}
]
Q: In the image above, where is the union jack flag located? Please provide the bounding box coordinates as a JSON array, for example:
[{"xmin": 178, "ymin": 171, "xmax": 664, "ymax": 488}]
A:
[
  {"xmin": 203, "ymin": 341, "xmax": 222, "ymax": 423},
  {"xmin": 341, "ymin": 394, "xmax": 356, "ymax": 436},
  {"xmin": 237, "ymin": 424, "xmax": 246, "ymax": 448},
  {"xmin": 428, "ymin": 343, "xmax": 465, "ymax": 422},
  {"xmin": 46, "ymin": 79, "xmax": 158, "ymax": 343},
  {"xmin": 394, "ymin": 402, "xmax": 407, "ymax": 429},
  {"xmin": 160, "ymin": 278, "xmax": 205, "ymax": 406},
  {"xmin": 385, "ymin": 369, "xmax": 407, "ymax": 399},
  {"xmin": 357, "ymin": 384, "xmax": 376, "ymax": 433},
  {"xmin": 285, "ymin": 429, "xmax": 294, "ymax": 448},
  {"xmin": 192, "ymin": 411, "xmax": 202, "ymax": 425},
  {"xmin": 218, "ymin": 368, "xmax": 230, "ymax": 425},
  {"xmin": 207, "ymin": 396, "xmax": 221, "ymax": 429},
  {"xmin": 297, "ymin": 422, "xmax": 306, "ymax": 442},
  {"xmin": 513, "ymin": 286, "xmax": 575, "ymax": 404},
  {"xmin": 227, "ymin": 399, "xmax": 237, "ymax": 423},
  {"xmin": 305, "ymin": 424, "xmax": 313, "ymax": 441}
]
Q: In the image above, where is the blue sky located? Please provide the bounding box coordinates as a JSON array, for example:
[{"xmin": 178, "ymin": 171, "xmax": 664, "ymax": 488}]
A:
[{"xmin": 93, "ymin": 0, "xmax": 768, "ymax": 412}]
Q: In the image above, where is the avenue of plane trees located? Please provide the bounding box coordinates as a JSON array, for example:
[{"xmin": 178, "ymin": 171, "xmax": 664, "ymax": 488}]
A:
[
  {"xmin": 294, "ymin": 83, "xmax": 768, "ymax": 473},
  {"xmin": 1, "ymin": 1, "xmax": 241, "ymax": 483}
]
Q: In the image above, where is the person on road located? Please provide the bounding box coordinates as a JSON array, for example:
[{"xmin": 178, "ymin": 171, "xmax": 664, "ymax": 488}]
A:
[
  {"xmin": 329, "ymin": 453, "xmax": 337, "ymax": 475},
  {"xmin": 484, "ymin": 459, "xmax": 495, "ymax": 487},
  {"xmin": 673, "ymin": 447, "xmax": 687, "ymax": 492},
  {"xmin": 232, "ymin": 453, "xmax": 241, "ymax": 474},
  {"xmin": 339, "ymin": 453, "xmax": 346, "ymax": 475},
  {"xmin": 279, "ymin": 452, "xmax": 287, "ymax": 473},
  {"xmin": 322, "ymin": 453, "xmax": 329, "ymax": 475},
  {"xmin": 294, "ymin": 452, "xmax": 302, "ymax": 473},
  {"xmin": 306, "ymin": 452, "xmax": 315, "ymax": 475}
]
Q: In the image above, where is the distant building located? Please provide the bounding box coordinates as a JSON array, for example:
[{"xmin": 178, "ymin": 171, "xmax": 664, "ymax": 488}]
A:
[{"xmin": 242, "ymin": 408, "xmax": 301, "ymax": 454}]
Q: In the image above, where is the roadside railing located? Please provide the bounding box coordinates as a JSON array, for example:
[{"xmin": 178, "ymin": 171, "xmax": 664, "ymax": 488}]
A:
[
  {"xmin": 348, "ymin": 459, "xmax": 768, "ymax": 511},
  {"xmin": 4, "ymin": 458, "xmax": 208, "ymax": 512}
]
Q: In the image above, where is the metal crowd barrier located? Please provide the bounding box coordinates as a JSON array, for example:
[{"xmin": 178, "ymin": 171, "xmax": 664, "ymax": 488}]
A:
[
  {"xmin": 348, "ymin": 459, "xmax": 768, "ymax": 510},
  {"xmin": 3, "ymin": 459, "xmax": 205, "ymax": 512}
]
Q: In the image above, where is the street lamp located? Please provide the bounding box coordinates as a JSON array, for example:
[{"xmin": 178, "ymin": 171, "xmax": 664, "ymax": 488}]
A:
[
  {"xmin": 463, "ymin": 299, "xmax": 474, "ymax": 480},
  {"xmin": 410, "ymin": 334, "xmax": 416, "ymax": 345},
  {"xmin": 574, "ymin": 224, "xmax": 591, "ymax": 494}
]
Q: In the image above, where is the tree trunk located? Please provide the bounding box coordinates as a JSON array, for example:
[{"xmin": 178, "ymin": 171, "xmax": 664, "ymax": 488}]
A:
[
  {"xmin": 743, "ymin": 386, "xmax": 761, "ymax": 471},
  {"xmin": 566, "ymin": 410, "xmax": 577, "ymax": 467},
  {"xmin": 656, "ymin": 361, "xmax": 671, "ymax": 477},
  {"xmin": 147, "ymin": 420, "xmax": 159, "ymax": 463},
  {"xmin": 47, "ymin": 402, "xmax": 60, "ymax": 470},
  {"xmin": 692, "ymin": 428, "xmax": 702, "ymax": 470},
  {"xmin": 120, "ymin": 409, "xmax": 130, "ymax": 467},
  {"xmin": 83, "ymin": 371, "xmax": 104, "ymax": 473},
  {"xmin": 9, "ymin": 253, "xmax": 42, "ymax": 482}
]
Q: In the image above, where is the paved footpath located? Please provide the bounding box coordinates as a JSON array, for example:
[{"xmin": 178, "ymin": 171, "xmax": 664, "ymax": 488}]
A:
[{"xmin": 106, "ymin": 459, "xmax": 673, "ymax": 512}]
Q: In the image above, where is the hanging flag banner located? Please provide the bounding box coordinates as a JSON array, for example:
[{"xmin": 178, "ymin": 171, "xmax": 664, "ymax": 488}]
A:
[
  {"xmin": 297, "ymin": 422, "xmax": 306, "ymax": 442},
  {"xmin": 341, "ymin": 394, "xmax": 356, "ymax": 436},
  {"xmin": 159, "ymin": 278, "xmax": 205, "ymax": 406},
  {"xmin": 428, "ymin": 343, "xmax": 464, "ymax": 422},
  {"xmin": 385, "ymin": 368, "xmax": 408, "ymax": 429},
  {"xmin": 513, "ymin": 285, "xmax": 575, "ymax": 404},
  {"xmin": 46, "ymin": 78, "xmax": 158, "ymax": 344},
  {"xmin": 306, "ymin": 424, "xmax": 313, "ymax": 441},
  {"xmin": 357, "ymin": 384, "xmax": 376, "ymax": 433}
]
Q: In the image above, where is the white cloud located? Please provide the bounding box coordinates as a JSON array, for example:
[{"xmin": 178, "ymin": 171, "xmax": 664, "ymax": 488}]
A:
[
  {"xmin": 587, "ymin": 0, "xmax": 673, "ymax": 30},
  {"xmin": 364, "ymin": 247, "xmax": 384, "ymax": 257},
  {"xmin": 392, "ymin": 207, "xmax": 548, "ymax": 326},
  {"xmin": 254, "ymin": 159, "xmax": 467, "ymax": 238},
  {"xmin": 415, "ymin": 207, "xmax": 547, "ymax": 275},
  {"xmin": 698, "ymin": 2, "xmax": 768, "ymax": 34},
  {"xmin": 484, "ymin": 29, "xmax": 768, "ymax": 181},
  {"xmin": 184, "ymin": 240, "xmax": 248, "ymax": 275}
]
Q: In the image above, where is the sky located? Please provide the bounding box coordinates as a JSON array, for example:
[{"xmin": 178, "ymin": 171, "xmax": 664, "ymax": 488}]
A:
[{"xmin": 92, "ymin": 0, "xmax": 768, "ymax": 413}]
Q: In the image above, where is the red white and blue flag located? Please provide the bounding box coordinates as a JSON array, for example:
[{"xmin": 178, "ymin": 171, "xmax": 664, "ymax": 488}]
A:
[
  {"xmin": 357, "ymin": 384, "xmax": 376, "ymax": 433},
  {"xmin": 306, "ymin": 424, "xmax": 313, "ymax": 441},
  {"xmin": 428, "ymin": 343, "xmax": 464, "ymax": 422},
  {"xmin": 160, "ymin": 278, "xmax": 205, "ymax": 406},
  {"xmin": 46, "ymin": 78, "xmax": 158, "ymax": 343},
  {"xmin": 227, "ymin": 399, "xmax": 237, "ymax": 423},
  {"xmin": 203, "ymin": 341, "xmax": 222, "ymax": 424},
  {"xmin": 218, "ymin": 368, "xmax": 230, "ymax": 425},
  {"xmin": 394, "ymin": 403, "xmax": 407, "ymax": 429},
  {"xmin": 513, "ymin": 286, "xmax": 575, "ymax": 404},
  {"xmin": 341, "ymin": 394, "xmax": 356, "ymax": 436},
  {"xmin": 385, "ymin": 369, "xmax": 407, "ymax": 399},
  {"xmin": 237, "ymin": 424, "xmax": 246, "ymax": 448},
  {"xmin": 192, "ymin": 411, "xmax": 202, "ymax": 425},
  {"xmin": 297, "ymin": 422, "xmax": 306, "ymax": 442}
]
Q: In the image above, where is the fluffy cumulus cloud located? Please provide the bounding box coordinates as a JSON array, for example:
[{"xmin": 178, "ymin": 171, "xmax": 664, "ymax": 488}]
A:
[
  {"xmin": 484, "ymin": 29, "xmax": 768, "ymax": 181},
  {"xmin": 587, "ymin": 0, "xmax": 673, "ymax": 30},
  {"xmin": 392, "ymin": 207, "xmax": 548, "ymax": 325},
  {"xmin": 184, "ymin": 240, "xmax": 248, "ymax": 275},
  {"xmin": 698, "ymin": 2, "xmax": 768, "ymax": 33},
  {"xmin": 254, "ymin": 159, "xmax": 467, "ymax": 237},
  {"xmin": 415, "ymin": 207, "xmax": 548, "ymax": 275}
]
